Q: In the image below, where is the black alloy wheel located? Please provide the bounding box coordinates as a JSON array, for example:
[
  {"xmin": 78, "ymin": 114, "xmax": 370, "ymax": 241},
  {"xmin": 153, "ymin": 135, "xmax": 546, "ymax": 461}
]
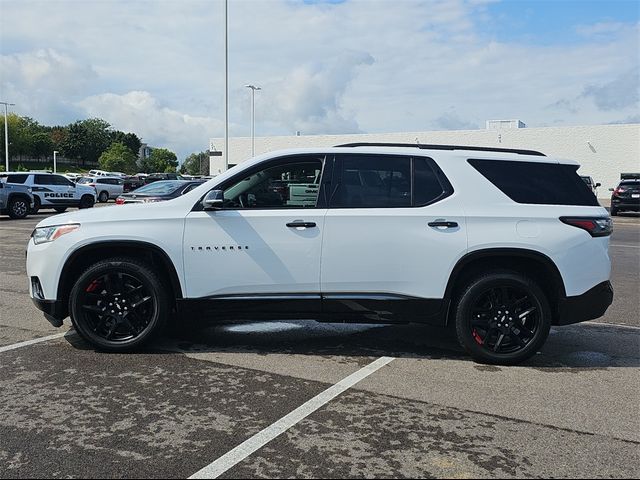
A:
[
  {"xmin": 455, "ymin": 272, "xmax": 551, "ymax": 365},
  {"xmin": 69, "ymin": 258, "xmax": 169, "ymax": 351},
  {"xmin": 8, "ymin": 197, "xmax": 29, "ymax": 219},
  {"xmin": 98, "ymin": 191, "xmax": 109, "ymax": 203}
]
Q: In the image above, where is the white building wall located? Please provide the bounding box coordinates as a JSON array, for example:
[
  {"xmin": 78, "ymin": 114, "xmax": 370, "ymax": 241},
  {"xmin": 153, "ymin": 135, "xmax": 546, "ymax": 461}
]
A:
[{"xmin": 211, "ymin": 124, "xmax": 640, "ymax": 197}]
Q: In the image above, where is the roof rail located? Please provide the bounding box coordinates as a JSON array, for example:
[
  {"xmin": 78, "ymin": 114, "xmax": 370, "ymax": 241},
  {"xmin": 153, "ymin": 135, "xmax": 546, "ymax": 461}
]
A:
[{"xmin": 334, "ymin": 142, "xmax": 546, "ymax": 156}]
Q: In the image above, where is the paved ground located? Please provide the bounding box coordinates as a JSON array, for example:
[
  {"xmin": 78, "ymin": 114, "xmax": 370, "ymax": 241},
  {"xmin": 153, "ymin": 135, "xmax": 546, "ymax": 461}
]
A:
[{"xmin": 0, "ymin": 205, "xmax": 638, "ymax": 478}]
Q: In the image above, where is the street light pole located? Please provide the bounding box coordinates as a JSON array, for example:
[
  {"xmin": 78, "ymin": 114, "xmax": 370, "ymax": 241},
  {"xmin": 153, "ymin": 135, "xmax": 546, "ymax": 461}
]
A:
[
  {"xmin": 245, "ymin": 85, "xmax": 261, "ymax": 157},
  {"xmin": 1, "ymin": 101, "xmax": 15, "ymax": 172},
  {"xmin": 224, "ymin": 0, "xmax": 229, "ymax": 171},
  {"xmin": 53, "ymin": 150, "xmax": 58, "ymax": 173}
]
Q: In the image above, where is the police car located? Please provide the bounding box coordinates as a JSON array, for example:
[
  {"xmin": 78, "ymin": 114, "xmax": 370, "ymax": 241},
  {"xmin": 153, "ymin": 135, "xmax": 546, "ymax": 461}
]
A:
[{"xmin": 2, "ymin": 172, "xmax": 96, "ymax": 213}]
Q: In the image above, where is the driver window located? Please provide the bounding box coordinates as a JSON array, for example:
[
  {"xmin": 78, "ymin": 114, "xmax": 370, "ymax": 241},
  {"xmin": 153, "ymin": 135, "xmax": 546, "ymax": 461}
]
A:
[{"xmin": 223, "ymin": 159, "xmax": 323, "ymax": 209}]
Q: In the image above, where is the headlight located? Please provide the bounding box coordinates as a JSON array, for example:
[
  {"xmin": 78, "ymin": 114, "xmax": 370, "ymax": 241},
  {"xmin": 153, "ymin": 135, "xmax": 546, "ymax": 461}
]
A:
[{"xmin": 32, "ymin": 224, "xmax": 80, "ymax": 245}]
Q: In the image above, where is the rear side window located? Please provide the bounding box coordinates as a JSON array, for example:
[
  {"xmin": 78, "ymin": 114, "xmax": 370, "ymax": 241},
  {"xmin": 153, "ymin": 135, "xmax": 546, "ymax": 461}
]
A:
[
  {"xmin": 413, "ymin": 157, "xmax": 453, "ymax": 206},
  {"xmin": 468, "ymin": 159, "xmax": 599, "ymax": 206},
  {"xmin": 332, "ymin": 155, "xmax": 411, "ymax": 208},
  {"xmin": 5, "ymin": 174, "xmax": 28, "ymax": 184}
]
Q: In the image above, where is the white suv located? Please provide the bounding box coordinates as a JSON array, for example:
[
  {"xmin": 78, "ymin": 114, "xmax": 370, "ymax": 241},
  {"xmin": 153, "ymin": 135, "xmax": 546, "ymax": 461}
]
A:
[
  {"xmin": 26, "ymin": 144, "xmax": 613, "ymax": 364},
  {"xmin": 77, "ymin": 176, "xmax": 125, "ymax": 203},
  {"xmin": 3, "ymin": 172, "xmax": 96, "ymax": 213}
]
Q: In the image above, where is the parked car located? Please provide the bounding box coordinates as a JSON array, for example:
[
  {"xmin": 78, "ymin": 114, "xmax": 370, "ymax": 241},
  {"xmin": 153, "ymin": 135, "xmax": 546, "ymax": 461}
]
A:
[
  {"xmin": 1, "ymin": 172, "xmax": 95, "ymax": 213},
  {"xmin": 580, "ymin": 175, "xmax": 601, "ymax": 196},
  {"xmin": 610, "ymin": 174, "xmax": 640, "ymax": 215},
  {"xmin": 144, "ymin": 173, "xmax": 185, "ymax": 184},
  {"xmin": 0, "ymin": 177, "xmax": 34, "ymax": 219},
  {"xmin": 63, "ymin": 173, "xmax": 84, "ymax": 183},
  {"xmin": 115, "ymin": 180, "xmax": 204, "ymax": 204},
  {"xmin": 77, "ymin": 176, "xmax": 124, "ymax": 203},
  {"xmin": 122, "ymin": 176, "xmax": 146, "ymax": 193},
  {"xmin": 26, "ymin": 143, "xmax": 613, "ymax": 365}
]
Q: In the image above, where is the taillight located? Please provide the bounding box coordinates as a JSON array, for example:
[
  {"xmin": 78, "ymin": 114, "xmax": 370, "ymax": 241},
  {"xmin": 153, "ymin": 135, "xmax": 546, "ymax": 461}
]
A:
[
  {"xmin": 613, "ymin": 187, "xmax": 625, "ymax": 196},
  {"xmin": 115, "ymin": 197, "xmax": 124, "ymax": 205},
  {"xmin": 560, "ymin": 217, "xmax": 613, "ymax": 237}
]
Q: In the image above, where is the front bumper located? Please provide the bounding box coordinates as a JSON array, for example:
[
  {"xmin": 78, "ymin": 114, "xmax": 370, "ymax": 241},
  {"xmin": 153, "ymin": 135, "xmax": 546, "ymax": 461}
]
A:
[
  {"xmin": 31, "ymin": 297, "xmax": 65, "ymax": 327},
  {"xmin": 556, "ymin": 281, "xmax": 613, "ymax": 325}
]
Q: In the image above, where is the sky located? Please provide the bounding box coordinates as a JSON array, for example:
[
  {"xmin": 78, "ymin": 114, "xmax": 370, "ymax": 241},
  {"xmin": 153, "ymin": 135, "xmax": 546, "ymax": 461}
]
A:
[{"xmin": 0, "ymin": 0, "xmax": 638, "ymax": 160}]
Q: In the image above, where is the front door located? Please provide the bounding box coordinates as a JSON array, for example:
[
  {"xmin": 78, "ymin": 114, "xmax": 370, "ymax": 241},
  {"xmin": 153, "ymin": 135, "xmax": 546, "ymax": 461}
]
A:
[{"xmin": 183, "ymin": 155, "xmax": 328, "ymax": 316}]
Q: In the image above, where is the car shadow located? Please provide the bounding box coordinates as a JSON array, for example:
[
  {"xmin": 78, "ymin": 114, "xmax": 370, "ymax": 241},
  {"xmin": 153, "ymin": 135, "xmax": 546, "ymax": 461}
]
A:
[{"xmin": 64, "ymin": 319, "xmax": 640, "ymax": 369}]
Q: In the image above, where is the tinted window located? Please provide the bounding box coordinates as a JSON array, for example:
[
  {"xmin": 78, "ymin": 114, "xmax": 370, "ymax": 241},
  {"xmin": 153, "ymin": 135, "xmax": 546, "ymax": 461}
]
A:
[
  {"xmin": 468, "ymin": 159, "xmax": 598, "ymax": 206},
  {"xmin": 413, "ymin": 157, "xmax": 451, "ymax": 205},
  {"xmin": 133, "ymin": 181, "xmax": 185, "ymax": 195},
  {"xmin": 77, "ymin": 177, "xmax": 94, "ymax": 184},
  {"xmin": 620, "ymin": 181, "xmax": 640, "ymax": 187},
  {"xmin": 332, "ymin": 155, "xmax": 411, "ymax": 208},
  {"xmin": 223, "ymin": 159, "xmax": 322, "ymax": 209},
  {"xmin": 5, "ymin": 174, "xmax": 28, "ymax": 184}
]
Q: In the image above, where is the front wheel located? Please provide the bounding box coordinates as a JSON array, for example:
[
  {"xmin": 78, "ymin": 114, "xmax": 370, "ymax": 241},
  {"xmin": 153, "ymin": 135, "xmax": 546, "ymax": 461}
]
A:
[
  {"xmin": 454, "ymin": 271, "xmax": 551, "ymax": 365},
  {"xmin": 79, "ymin": 194, "xmax": 95, "ymax": 209},
  {"xmin": 69, "ymin": 257, "xmax": 170, "ymax": 351}
]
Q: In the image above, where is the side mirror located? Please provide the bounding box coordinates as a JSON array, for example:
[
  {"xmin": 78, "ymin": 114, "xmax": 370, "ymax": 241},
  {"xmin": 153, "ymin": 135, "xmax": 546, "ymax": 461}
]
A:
[
  {"xmin": 595, "ymin": 183, "xmax": 601, "ymax": 187},
  {"xmin": 202, "ymin": 189, "xmax": 224, "ymax": 210}
]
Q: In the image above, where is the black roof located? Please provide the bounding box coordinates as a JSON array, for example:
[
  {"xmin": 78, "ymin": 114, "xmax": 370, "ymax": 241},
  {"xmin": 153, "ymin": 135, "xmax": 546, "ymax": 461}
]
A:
[{"xmin": 335, "ymin": 142, "xmax": 546, "ymax": 156}]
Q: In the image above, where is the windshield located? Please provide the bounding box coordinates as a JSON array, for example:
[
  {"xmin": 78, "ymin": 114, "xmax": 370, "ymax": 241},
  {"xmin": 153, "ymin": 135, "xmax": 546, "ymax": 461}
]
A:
[
  {"xmin": 132, "ymin": 181, "xmax": 185, "ymax": 195},
  {"xmin": 77, "ymin": 177, "xmax": 94, "ymax": 184}
]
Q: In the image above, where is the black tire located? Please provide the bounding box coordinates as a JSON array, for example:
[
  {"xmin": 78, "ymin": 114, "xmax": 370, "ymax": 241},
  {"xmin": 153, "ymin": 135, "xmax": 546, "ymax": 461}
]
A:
[
  {"xmin": 54, "ymin": 207, "xmax": 68, "ymax": 213},
  {"xmin": 79, "ymin": 195, "xmax": 95, "ymax": 209},
  {"xmin": 610, "ymin": 207, "xmax": 618, "ymax": 216},
  {"xmin": 453, "ymin": 271, "xmax": 551, "ymax": 365},
  {"xmin": 8, "ymin": 197, "xmax": 30, "ymax": 219},
  {"xmin": 68, "ymin": 257, "xmax": 170, "ymax": 352},
  {"xmin": 98, "ymin": 191, "xmax": 109, "ymax": 203},
  {"xmin": 30, "ymin": 196, "xmax": 41, "ymax": 214}
]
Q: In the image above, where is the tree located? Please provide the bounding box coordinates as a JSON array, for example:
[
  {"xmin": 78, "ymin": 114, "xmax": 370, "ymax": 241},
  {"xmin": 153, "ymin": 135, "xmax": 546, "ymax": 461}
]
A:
[
  {"xmin": 110, "ymin": 130, "xmax": 142, "ymax": 156},
  {"xmin": 61, "ymin": 118, "xmax": 111, "ymax": 166},
  {"xmin": 180, "ymin": 151, "xmax": 209, "ymax": 175},
  {"xmin": 98, "ymin": 142, "xmax": 138, "ymax": 174},
  {"xmin": 141, "ymin": 148, "xmax": 178, "ymax": 173}
]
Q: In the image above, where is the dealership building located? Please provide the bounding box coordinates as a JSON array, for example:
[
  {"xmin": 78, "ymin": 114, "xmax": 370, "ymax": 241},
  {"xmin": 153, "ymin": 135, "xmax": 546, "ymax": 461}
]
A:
[{"xmin": 210, "ymin": 122, "xmax": 640, "ymax": 197}]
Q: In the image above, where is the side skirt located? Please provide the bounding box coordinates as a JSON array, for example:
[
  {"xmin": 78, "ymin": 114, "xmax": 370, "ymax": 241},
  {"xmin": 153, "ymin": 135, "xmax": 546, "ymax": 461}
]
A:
[{"xmin": 176, "ymin": 293, "xmax": 448, "ymax": 326}]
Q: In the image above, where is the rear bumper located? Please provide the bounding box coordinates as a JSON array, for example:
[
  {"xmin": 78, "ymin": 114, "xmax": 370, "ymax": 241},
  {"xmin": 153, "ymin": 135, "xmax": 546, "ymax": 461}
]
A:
[
  {"xmin": 611, "ymin": 197, "xmax": 640, "ymax": 210},
  {"xmin": 556, "ymin": 281, "xmax": 613, "ymax": 325}
]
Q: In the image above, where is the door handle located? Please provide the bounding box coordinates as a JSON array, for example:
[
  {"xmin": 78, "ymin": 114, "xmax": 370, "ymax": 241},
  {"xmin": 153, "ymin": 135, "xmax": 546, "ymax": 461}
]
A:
[
  {"xmin": 286, "ymin": 221, "xmax": 316, "ymax": 228},
  {"xmin": 428, "ymin": 221, "xmax": 458, "ymax": 228}
]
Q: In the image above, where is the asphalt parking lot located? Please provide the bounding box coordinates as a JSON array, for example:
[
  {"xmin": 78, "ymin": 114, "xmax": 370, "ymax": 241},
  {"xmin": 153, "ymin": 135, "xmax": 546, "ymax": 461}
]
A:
[{"xmin": 1, "ymin": 205, "xmax": 639, "ymax": 479}]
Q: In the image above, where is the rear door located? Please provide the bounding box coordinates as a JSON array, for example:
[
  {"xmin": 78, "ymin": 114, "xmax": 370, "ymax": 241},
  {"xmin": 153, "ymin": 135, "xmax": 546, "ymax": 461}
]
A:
[{"xmin": 320, "ymin": 154, "xmax": 467, "ymax": 322}]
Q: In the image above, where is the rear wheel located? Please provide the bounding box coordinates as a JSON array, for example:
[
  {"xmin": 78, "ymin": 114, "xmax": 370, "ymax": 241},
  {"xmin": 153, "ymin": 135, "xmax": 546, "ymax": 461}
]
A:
[
  {"xmin": 610, "ymin": 207, "xmax": 618, "ymax": 216},
  {"xmin": 8, "ymin": 197, "xmax": 29, "ymax": 219},
  {"xmin": 454, "ymin": 271, "xmax": 551, "ymax": 365},
  {"xmin": 98, "ymin": 191, "xmax": 109, "ymax": 203},
  {"xmin": 69, "ymin": 257, "xmax": 170, "ymax": 351}
]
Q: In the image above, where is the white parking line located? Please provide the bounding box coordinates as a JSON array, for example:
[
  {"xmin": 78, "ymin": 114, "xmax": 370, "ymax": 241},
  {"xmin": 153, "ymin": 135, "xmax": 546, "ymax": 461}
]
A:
[
  {"xmin": 188, "ymin": 356, "xmax": 395, "ymax": 479},
  {"xmin": 610, "ymin": 244, "xmax": 640, "ymax": 249},
  {"xmin": 0, "ymin": 330, "xmax": 76, "ymax": 353}
]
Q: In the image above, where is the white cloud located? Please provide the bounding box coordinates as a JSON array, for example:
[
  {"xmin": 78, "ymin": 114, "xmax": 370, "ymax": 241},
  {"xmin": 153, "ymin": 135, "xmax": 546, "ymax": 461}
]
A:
[
  {"xmin": 78, "ymin": 91, "xmax": 222, "ymax": 158},
  {"xmin": 0, "ymin": 0, "xmax": 639, "ymax": 152}
]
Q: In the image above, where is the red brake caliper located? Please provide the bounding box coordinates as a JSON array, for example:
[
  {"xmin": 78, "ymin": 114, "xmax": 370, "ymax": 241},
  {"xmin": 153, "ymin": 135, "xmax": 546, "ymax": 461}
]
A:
[
  {"xmin": 472, "ymin": 328, "xmax": 484, "ymax": 345},
  {"xmin": 85, "ymin": 280, "xmax": 100, "ymax": 293}
]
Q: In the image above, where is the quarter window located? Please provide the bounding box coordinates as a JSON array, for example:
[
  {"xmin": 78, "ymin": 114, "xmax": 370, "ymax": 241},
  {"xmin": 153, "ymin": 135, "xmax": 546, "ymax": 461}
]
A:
[{"xmin": 223, "ymin": 159, "xmax": 323, "ymax": 209}]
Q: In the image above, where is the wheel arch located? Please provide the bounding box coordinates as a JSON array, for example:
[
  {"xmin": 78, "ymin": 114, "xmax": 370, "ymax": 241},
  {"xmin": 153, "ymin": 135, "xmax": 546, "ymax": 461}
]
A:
[
  {"xmin": 57, "ymin": 240, "xmax": 183, "ymax": 318},
  {"xmin": 444, "ymin": 248, "xmax": 566, "ymax": 325}
]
